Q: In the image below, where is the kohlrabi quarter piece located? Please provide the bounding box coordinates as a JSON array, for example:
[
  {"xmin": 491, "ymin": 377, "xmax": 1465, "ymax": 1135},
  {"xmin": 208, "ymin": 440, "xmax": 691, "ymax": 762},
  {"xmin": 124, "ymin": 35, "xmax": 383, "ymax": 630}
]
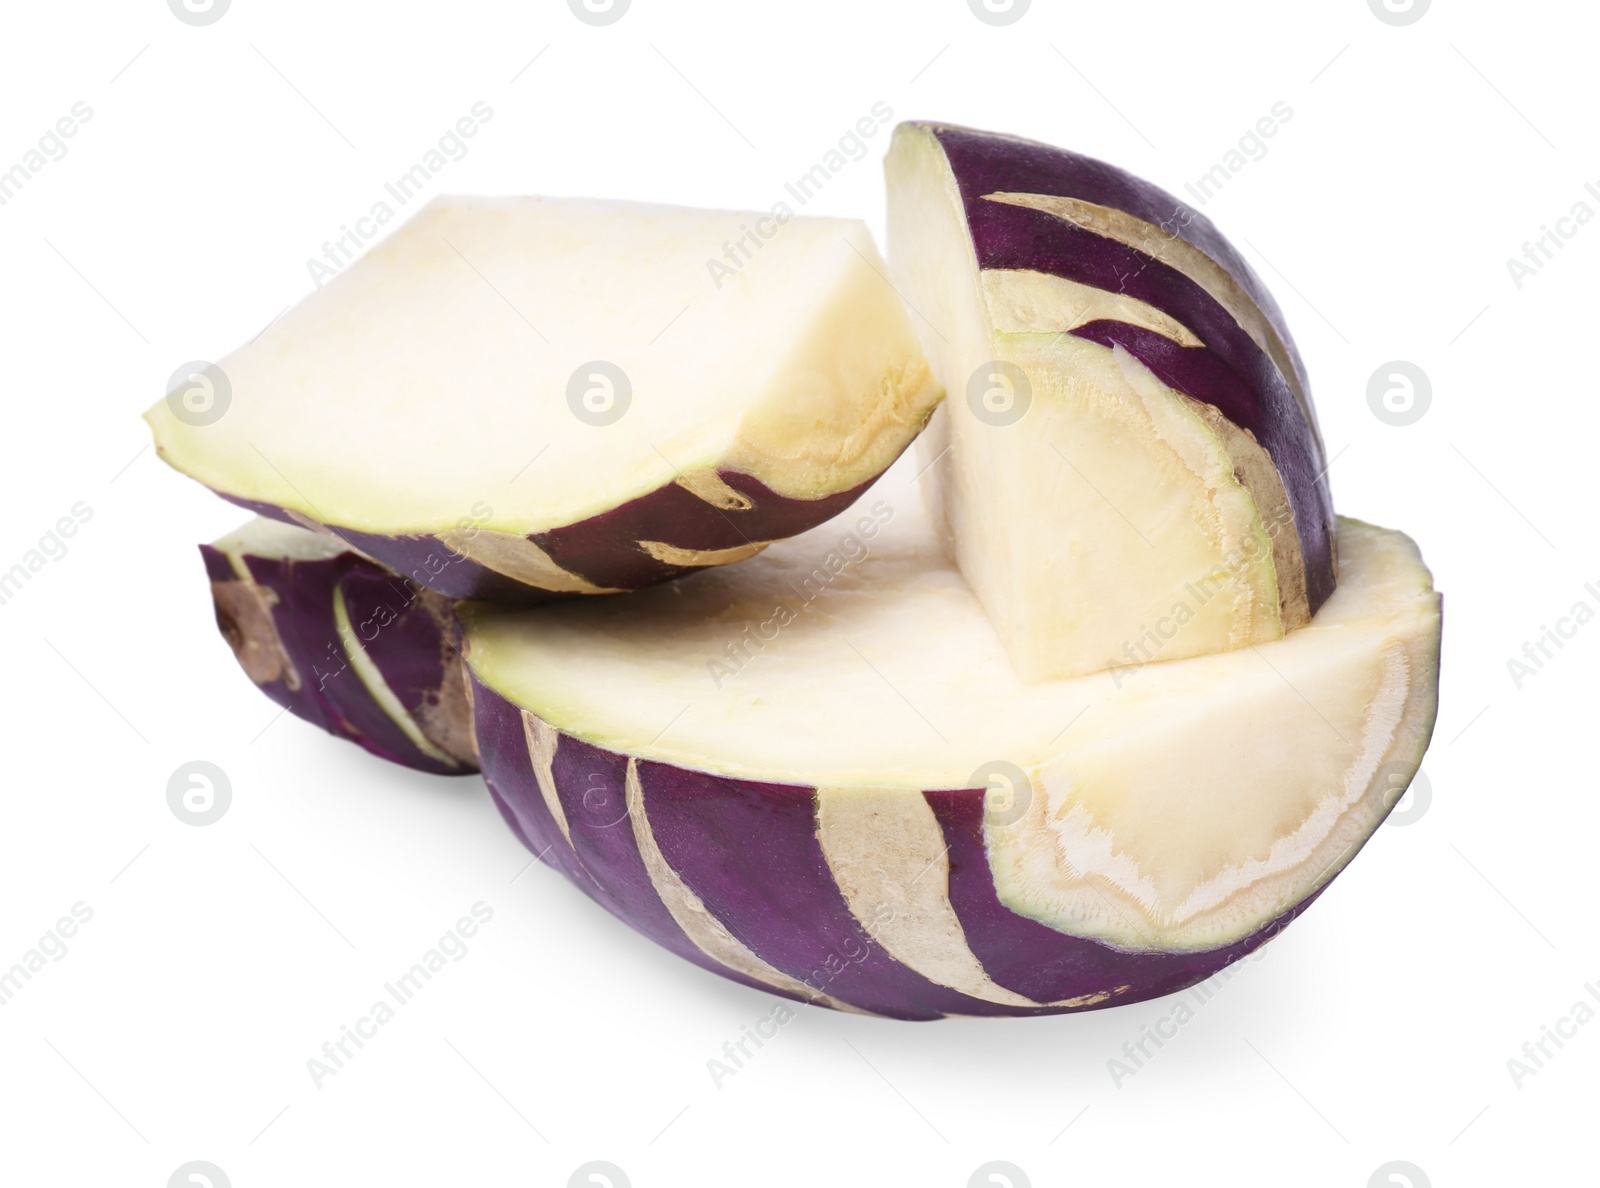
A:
[
  {"xmin": 204, "ymin": 518, "xmax": 476, "ymax": 775},
  {"xmin": 154, "ymin": 197, "xmax": 941, "ymax": 602},
  {"xmin": 885, "ymin": 123, "xmax": 1335, "ymax": 682},
  {"xmin": 460, "ymin": 475, "xmax": 1440, "ymax": 1020}
]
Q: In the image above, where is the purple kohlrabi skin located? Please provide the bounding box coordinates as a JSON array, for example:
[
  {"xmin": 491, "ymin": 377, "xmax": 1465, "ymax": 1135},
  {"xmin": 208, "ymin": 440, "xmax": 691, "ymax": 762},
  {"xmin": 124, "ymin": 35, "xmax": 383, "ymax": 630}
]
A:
[
  {"xmin": 203, "ymin": 542, "xmax": 476, "ymax": 775},
  {"xmin": 474, "ymin": 679, "xmax": 1317, "ymax": 1020},
  {"xmin": 928, "ymin": 124, "xmax": 1337, "ymax": 613},
  {"xmin": 215, "ymin": 465, "xmax": 887, "ymax": 603}
]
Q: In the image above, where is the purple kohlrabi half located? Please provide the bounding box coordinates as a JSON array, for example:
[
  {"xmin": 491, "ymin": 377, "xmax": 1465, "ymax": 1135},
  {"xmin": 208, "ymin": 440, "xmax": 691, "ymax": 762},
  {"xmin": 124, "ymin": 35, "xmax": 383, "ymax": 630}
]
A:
[{"xmin": 470, "ymin": 680, "xmax": 1327, "ymax": 1020}]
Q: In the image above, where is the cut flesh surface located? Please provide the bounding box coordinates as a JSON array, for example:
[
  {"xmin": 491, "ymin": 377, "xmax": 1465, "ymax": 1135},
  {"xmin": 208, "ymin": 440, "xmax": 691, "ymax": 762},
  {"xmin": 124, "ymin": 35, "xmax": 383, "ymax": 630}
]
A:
[
  {"xmin": 884, "ymin": 123, "xmax": 1333, "ymax": 682},
  {"xmin": 463, "ymin": 469, "xmax": 1440, "ymax": 954},
  {"xmin": 154, "ymin": 197, "xmax": 940, "ymax": 598}
]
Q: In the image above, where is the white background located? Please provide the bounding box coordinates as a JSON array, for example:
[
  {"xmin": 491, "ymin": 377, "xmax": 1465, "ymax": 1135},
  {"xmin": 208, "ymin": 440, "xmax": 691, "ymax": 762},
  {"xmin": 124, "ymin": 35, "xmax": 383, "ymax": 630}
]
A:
[{"xmin": 0, "ymin": 1, "xmax": 1593, "ymax": 1185}]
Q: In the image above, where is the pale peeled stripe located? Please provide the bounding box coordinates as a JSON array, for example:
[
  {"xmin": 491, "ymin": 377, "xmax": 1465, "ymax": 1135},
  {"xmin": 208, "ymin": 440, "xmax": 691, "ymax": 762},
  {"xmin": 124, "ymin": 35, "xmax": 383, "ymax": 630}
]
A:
[
  {"xmin": 636, "ymin": 539, "xmax": 772, "ymax": 568},
  {"xmin": 210, "ymin": 579, "xmax": 299, "ymax": 691},
  {"xmin": 1110, "ymin": 345, "xmax": 1308, "ymax": 632},
  {"xmin": 622, "ymin": 761, "xmax": 869, "ymax": 1014},
  {"xmin": 981, "ymin": 268, "xmax": 1204, "ymax": 346},
  {"xmin": 982, "ymin": 191, "xmax": 1325, "ymax": 464},
  {"xmin": 673, "ymin": 467, "xmax": 756, "ymax": 511},
  {"xmin": 436, "ymin": 526, "xmax": 624, "ymax": 595},
  {"xmin": 521, "ymin": 711, "xmax": 573, "ymax": 847},
  {"xmin": 1174, "ymin": 393, "xmax": 1310, "ymax": 630},
  {"xmin": 814, "ymin": 786, "xmax": 1049, "ymax": 1008},
  {"xmin": 333, "ymin": 583, "xmax": 459, "ymax": 768}
]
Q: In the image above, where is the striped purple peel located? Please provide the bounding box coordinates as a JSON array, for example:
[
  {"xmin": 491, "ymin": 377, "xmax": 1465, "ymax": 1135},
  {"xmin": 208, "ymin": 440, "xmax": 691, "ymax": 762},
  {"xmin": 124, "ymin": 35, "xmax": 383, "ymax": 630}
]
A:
[
  {"xmin": 466, "ymin": 681, "xmax": 1354, "ymax": 1020},
  {"xmin": 930, "ymin": 125, "xmax": 1336, "ymax": 611},
  {"xmin": 203, "ymin": 543, "xmax": 463, "ymax": 775},
  {"xmin": 214, "ymin": 462, "xmax": 898, "ymax": 602},
  {"xmin": 924, "ymin": 788, "xmax": 1313, "ymax": 1007}
]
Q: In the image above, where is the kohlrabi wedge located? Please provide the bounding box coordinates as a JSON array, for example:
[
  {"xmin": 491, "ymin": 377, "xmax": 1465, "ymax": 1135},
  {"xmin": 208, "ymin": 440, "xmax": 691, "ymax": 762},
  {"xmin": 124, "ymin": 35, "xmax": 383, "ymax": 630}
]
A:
[
  {"xmin": 157, "ymin": 197, "xmax": 941, "ymax": 602},
  {"xmin": 459, "ymin": 471, "xmax": 1439, "ymax": 1019},
  {"xmin": 885, "ymin": 123, "xmax": 1334, "ymax": 682}
]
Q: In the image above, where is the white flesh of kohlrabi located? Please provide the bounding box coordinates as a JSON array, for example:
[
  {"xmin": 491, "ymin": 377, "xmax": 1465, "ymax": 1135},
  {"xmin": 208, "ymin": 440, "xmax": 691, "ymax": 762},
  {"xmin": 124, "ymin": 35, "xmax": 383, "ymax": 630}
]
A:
[
  {"xmin": 463, "ymin": 458, "xmax": 1440, "ymax": 953},
  {"xmin": 884, "ymin": 125, "xmax": 1310, "ymax": 684},
  {"xmin": 149, "ymin": 197, "xmax": 938, "ymax": 538}
]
